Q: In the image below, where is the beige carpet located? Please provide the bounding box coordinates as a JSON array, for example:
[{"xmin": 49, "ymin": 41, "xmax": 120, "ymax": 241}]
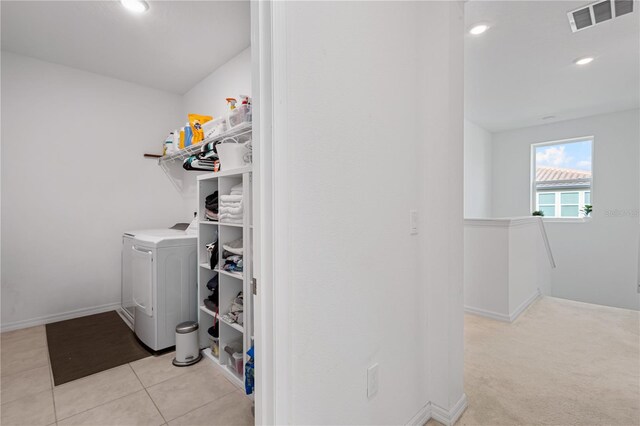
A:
[{"xmin": 451, "ymin": 296, "xmax": 639, "ymax": 426}]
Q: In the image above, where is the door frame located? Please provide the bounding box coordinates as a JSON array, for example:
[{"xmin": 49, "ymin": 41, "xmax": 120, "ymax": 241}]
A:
[{"xmin": 251, "ymin": 1, "xmax": 292, "ymax": 424}]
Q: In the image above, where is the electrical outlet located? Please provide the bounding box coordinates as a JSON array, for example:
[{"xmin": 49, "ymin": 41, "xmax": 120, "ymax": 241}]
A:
[
  {"xmin": 410, "ymin": 210, "xmax": 418, "ymax": 235},
  {"xmin": 367, "ymin": 363, "xmax": 379, "ymax": 398},
  {"xmin": 637, "ymin": 280, "xmax": 640, "ymax": 294}
]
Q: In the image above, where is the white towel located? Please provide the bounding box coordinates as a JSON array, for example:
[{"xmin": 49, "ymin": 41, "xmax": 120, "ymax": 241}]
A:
[
  {"xmin": 219, "ymin": 205, "xmax": 243, "ymax": 214},
  {"xmin": 220, "ymin": 218, "xmax": 243, "ymax": 225},
  {"xmin": 230, "ymin": 183, "xmax": 243, "ymax": 193},
  {"xmin": 220, "ymin": 194, "xmax": 243, "ymax": 203},
  {"xmin": 219, "ymin": 213, "xmax": 243, "ymax": 221}
]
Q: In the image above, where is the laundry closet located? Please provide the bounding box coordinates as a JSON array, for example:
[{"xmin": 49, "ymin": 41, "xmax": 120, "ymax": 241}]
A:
[{"xmin": 1, "ymin": 1, "xmax": 259, "ymax": 424}]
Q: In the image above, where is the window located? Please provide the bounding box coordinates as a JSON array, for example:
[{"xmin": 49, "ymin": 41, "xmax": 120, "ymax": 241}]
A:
[
  {"xmin": 538, "ymin": 193, "xmax": 556, "ymax": 217},
  {"xmin": 560, "ymin": 192, "xmax": 579, "ymax": 217},
  {"xmin": 532, "ymin": 138, "xmax": 593, "ymax": 218}
]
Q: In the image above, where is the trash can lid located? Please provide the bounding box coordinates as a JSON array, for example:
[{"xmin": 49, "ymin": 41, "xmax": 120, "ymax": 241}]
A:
[{"xmin": 176, "ymin": 321, "xmax": 199, "ymax": 334}]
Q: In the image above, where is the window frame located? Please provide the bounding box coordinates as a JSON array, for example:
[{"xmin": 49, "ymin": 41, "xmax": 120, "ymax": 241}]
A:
[{"xmin": 530, "ymin": 136, "xmax": 594, "ymax": 222}]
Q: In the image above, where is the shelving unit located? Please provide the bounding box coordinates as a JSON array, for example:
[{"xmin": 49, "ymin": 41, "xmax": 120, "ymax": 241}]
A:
[{"xmin": 196, "ymin": 164, "xmax": 253, "ymax": 391}]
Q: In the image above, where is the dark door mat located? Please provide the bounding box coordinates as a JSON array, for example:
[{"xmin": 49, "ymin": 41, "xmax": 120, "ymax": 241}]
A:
[{"xmin": 46, "ymin": 310, "xmax": 152, "ymax": 386}]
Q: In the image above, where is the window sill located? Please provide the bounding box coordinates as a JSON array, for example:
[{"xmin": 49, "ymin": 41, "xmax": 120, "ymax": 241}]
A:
[{"xmin": 542, "ymin": 217, "xmax": 592, "ymax": 223}]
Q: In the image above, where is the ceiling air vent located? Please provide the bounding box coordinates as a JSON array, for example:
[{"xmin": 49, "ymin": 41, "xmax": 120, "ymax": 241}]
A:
[{"xmin": 568, "ymin": 0, "xmax": 634, "ymax": 32}]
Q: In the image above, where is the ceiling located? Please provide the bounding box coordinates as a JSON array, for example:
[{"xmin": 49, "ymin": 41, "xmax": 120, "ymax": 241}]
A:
[
  {"xmin": 1, "ymin": 1, "xmax": 250, "ymax": 94},
  {"xmin": 465, "ymin": 0, "xmax": 640, "ymax": 132}
]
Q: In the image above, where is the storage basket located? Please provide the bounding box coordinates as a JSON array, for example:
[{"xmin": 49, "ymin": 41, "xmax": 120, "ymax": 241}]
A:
[
  {"xmin": 217, "ymin": 137, "xmax": 249, "ymax": 170},
  {"xmin": 227, "ymin": 104, "xmax": 251, "ymax": 128}
]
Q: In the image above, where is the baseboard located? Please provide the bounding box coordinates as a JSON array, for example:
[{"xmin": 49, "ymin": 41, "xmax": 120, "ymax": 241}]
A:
[
  {"xmin": 432, "ymin": 393, "xmax": 469, "ymax": 426},
  {"xmin": 508, "ymin": 289, "xmax": 541, "ymax": 322},
  {"xmin": 406, "ymin": 394, "xmax": 468, "ymax": 426},
  {"xmin": 464, "ymin": 305, "xmax": 511, "ymax": 322},
  {"xmin": 406, "ymin": 402, "xmax": 432, "ymax": 426},
  {"xmin": 1, "ymin": 302, "xmax": 121, "ymax": 332},
  {"xmin": 465, "ymin": 290, "xmax": 542, "ymax": 324}
]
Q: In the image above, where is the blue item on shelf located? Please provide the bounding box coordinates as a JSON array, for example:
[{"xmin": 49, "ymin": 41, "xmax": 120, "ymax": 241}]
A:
[
  {"xmin": 245, "ymin": 345, "xmax": 254, "ymax": 395},
  {"xmin": 184, "ymin": 125, "xmax": 193, "ymax": 147}
]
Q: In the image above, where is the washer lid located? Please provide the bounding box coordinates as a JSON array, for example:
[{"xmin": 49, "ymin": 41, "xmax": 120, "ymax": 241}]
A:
[{"xmin": 124, "ymin": 229, "xmax": 197, "ymax": 248}]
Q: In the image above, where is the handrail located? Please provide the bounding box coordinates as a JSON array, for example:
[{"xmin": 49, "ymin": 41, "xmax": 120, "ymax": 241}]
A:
[{"xmin": 535, "ymin": 218, "xmax": 556, "ymax": 268}]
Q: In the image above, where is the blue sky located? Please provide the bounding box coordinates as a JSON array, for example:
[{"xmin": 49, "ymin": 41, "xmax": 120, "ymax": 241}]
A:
[{"xmin": 535, "ymin": 140, "xmax": 592, "ymax": 171}]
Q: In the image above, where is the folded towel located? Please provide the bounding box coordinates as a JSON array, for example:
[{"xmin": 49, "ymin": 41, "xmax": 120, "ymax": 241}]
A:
[
  {"xmin": 219, "ymin": 211, "xmax": 243, "ymax": 218},
  {"xmin": 230, "ymin": 183, "xmax": 243, "ymax": 193},
  {"xmin": 222, "ymin": 238, "xmax": 243, "ymax": 255},
  {"xmin": 220, "ymin": 194, "xmax": 243, "ymax": 203},
  {"xmin": 220, "ymin": 219, "xmax": 243, "ymax": 225},
  {"xmin": 219, "ymin": 203, "xmax": 242, "ymax": 210},
  {"xmin": 219, "ymin": 201, "xmax": 242, "ymax": 207},
  {"xmin": 219, "ymin": 216, "xmax": 243, "ymax": 223},
  {"xmin": 205, "ymin": 209, "xmax": 219, "ymax": 221},
  {"xmin": 205, "ymin": 192, "xmax": 218, "ymax": 212},
  {"xmin": 219, "ymin": 205, "xmax": 243, "ymax": 215}
]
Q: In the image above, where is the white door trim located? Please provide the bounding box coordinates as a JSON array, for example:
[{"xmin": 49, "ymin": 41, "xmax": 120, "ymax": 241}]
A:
[{"xmin": 252, "ymin": 1, "xmax": 292, "ymax": 424}]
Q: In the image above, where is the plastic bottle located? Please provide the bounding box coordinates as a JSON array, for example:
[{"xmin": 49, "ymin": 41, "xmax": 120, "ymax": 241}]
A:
[
  {"xmin": 179, "ymin": 128, "xmax": 185, "ymax": 149},
  {"xmin": 173, "ymin": 129, "xmax": 180, "ymax": 148},
  {"xmin": 184, "ymin": 123, "xmax": 193, "ymax": 147},
  {"xmin": 163, "ymin": 133, "xmax": 174, "ymax": 155}
]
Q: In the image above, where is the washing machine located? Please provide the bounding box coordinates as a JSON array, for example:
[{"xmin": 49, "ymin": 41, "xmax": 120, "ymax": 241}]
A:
[{"xmin": 121, "ymin": 229, "xmax": 197, "ymax": 351}]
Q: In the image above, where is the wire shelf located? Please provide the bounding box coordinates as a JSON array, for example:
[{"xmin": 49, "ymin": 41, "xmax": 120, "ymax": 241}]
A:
[
  {"xmin": 158, "ymin": 121, "xmax": 252, "ymax": 191},
  {"xmin": 158, "ymin": 121, "xmax": 252, "ymax": 167}
]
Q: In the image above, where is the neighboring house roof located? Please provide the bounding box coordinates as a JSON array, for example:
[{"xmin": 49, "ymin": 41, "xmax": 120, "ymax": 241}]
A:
[{"xmin": 536, "ymin": 166, "xmax": 592, "ymax": 189}]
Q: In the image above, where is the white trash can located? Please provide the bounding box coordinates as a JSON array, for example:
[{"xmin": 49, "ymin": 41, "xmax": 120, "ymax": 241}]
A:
[{"xmin": 173, "ymin": 321, "xmax": 202, "ymax": 367}]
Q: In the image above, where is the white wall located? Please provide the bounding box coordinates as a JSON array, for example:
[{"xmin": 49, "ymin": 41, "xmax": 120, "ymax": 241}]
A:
[
  {"xmin": 464, "ymin": 216, "xmax": 554, "ymax": 322},
  {"xmin": 492, "ymin": 109, "xmax": 640, "ymax": 310},
  {"xmin": 464, "ymin": 218, "xmax": 552, "ymax": 321},
  {"xmin": 182, "ymin": 47, "xmax": 251, "ymax": 119},
  {"xmin": 1, "ymin": 46, "xmax": 253, "ymax": 329},
  {"xmin": 464, "ymin": 223, "xmax": 510, "ymax": 317},
  {"xmin": 174, "ymin": 47, "xmax": 252, "ymax": 217},
  {"xmin": 1, "ymin": 52, "xmax": 186, "ymax": 329},
  {"xmin": 418, "ymin": 2, "xmax": 466, "ymax": 419},
  {"xmin": 278, "ymin": 1, "xmax": 464, "ymax": 424},
  {"xmin": 464, "ymin": 119, "xmax": 492, "ymax": 218}
]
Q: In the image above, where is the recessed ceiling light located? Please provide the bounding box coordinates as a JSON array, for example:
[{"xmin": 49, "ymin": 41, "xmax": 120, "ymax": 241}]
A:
[
  {"xmin": 574, "ymin": 56, "xmax": 594, "ymax": 65},
  {"xmin": 121, "ymin": 0, "xmax": 149, "ymax": 14},
  {"xmin": 469, "ymin": 24, "xmax": 490, "ymax": 35}
]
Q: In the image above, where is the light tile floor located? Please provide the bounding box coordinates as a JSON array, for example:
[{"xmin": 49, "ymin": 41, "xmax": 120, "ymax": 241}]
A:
[{"xmin": 0, "ymin": 325, "xmax": 254, "ymax": 426}]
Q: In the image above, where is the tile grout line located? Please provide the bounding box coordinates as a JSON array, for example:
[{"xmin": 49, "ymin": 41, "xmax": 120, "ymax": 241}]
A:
[
  {"xmin": 0, "ymin": 338, "xmax": 49, "ymax": 383},
  {"xmin": 53, "ymin": 365, "xmax": 145, "ymax": 423},
  {"xmin": 49, "ymin": 352, "xmax": 189, "ymax": 422},
  {"xmin": 130, "ymin": 354, "xmax": 196, "ymax": 389},
  {"xmin": 0, "ymin": 361, "xmax": 50, "ymax": 385},
  {"xmin": 130, "ymin": 351, "xmax": 226, "ymax": 389},
  {"xmin": 165, "ymin": 388, "xmax": 238, "ymax": 424},
  {"xmin": 54, "ymin": 386, "xmax": 148, "ymax": 424},
  {"xmin": 138, "ymin": 358, "xmax": 239, "ymax": 423},
  {"xmin": 129, "ymin": 361, "xmax": 168, "ymax": 425},
  {"xmin": 43, "ymin": 326, "xmax": 58, "ymax": 423}
]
